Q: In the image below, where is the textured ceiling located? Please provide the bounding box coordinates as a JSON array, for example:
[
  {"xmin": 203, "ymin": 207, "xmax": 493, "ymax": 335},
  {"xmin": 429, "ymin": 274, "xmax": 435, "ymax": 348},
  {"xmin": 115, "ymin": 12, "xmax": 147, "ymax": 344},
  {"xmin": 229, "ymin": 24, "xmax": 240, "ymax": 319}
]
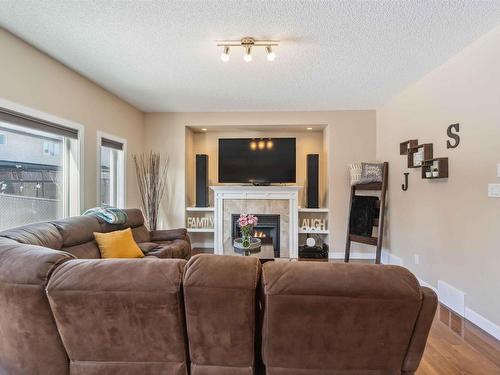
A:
[{"xmin": 1, "ymin": 1, "xmax": 500, "ymax": 112}]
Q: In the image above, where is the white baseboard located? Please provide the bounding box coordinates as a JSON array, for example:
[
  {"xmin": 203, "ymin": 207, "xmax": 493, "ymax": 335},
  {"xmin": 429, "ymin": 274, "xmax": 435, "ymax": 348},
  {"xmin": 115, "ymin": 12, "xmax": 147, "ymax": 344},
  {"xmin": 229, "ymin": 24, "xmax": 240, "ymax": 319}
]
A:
[
  {"xmin": 329, "ymin": 252, "xmax": 375, "ymax": 260},
  {"xmin": 465, "ymin": 307, "xmax": 500, "ymax": 341},
  {"xmin": 381, "ymin": 249, "xmax": 404, "ymax": 266},
  {"xmin": 417, "ymin": 278, "xmax": 438, "ymax": 294},
  {"xmin": 438, "ymin": 280, "xmax": 465, "ymax": 317},
  {"xmin": 381, "ymin": 248, "xmax": 500, "ymax": 341}
]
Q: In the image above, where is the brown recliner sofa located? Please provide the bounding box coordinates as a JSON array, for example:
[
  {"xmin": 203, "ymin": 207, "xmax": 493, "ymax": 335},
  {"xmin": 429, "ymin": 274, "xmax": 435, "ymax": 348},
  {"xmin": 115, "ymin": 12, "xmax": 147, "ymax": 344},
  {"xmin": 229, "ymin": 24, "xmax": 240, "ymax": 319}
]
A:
[
  {"xmin": 47, "ymin": 258, "xmax": 189, "ymax": 375},
  {"xmin": 0, "ymin": 213, "xmax": 436, "ymax": 375},
  {"xmin": 183, "ymin": 255, "xmax": 262, "ymax": 375},
  {"xmin": 260, "ymin": 261, "xmax": 437, "ymax": 375}
]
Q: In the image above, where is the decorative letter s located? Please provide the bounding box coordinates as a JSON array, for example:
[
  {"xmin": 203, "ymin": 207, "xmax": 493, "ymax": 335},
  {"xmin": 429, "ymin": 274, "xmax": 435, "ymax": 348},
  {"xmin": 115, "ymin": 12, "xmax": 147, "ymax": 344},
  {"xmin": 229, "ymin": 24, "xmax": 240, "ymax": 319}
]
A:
[{"xmin": 446, "ymin": 123, "xmax": 460, "ymax": 149}]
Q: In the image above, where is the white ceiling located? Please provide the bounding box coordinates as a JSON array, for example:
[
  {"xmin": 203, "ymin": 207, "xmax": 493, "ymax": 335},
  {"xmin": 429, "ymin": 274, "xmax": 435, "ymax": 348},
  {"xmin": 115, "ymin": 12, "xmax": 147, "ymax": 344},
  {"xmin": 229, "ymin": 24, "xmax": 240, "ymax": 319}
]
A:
[{"xmin": 1, "ymin": 1, "xmax": 500, "ymax": 112}]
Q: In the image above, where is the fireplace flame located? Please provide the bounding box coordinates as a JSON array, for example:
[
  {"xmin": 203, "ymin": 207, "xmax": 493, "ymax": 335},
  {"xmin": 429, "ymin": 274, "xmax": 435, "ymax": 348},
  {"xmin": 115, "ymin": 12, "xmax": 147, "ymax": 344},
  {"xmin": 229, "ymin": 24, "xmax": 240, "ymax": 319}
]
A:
[{"xmin": 254, "ymin": 231, "xmax": 267, "ymax": 238}]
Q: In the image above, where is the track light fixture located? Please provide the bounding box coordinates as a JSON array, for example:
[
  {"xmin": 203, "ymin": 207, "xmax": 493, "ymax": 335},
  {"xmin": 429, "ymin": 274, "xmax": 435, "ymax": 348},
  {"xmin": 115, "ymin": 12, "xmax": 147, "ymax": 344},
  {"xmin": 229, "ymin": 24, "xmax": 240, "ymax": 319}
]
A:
[{"xmin": 217, "ymin": 37, "xmax": 278, "ymax": 63}]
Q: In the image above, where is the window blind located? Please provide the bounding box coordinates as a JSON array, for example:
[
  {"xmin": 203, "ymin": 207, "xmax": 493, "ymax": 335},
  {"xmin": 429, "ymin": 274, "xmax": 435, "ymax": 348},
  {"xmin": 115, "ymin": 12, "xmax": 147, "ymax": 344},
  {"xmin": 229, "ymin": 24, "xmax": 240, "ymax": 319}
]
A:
[
  {"xmin": 101, "ymin": 137, "xmax": 123, "ymax": 150},
  {"xmin": 0, "ymin": 107, "xmax": 79, "ymax": 139}
]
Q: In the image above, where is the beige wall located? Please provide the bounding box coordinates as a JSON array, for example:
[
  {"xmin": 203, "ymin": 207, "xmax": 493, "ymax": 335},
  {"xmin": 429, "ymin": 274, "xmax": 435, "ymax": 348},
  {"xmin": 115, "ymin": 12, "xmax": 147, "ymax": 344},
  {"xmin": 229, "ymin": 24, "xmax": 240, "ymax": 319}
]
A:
[
  {"xmin": 144, "ymin": 111, "xmax": 376, "ymax": 254},
  {"xmin": 3, "ymin": 16, "xmax": 498, "ymax": 331},
  {"xmin": 190, "ymin": 129, "xmax": 325, "ymax": 208},
  {"xmin": 377, "ymin": 26, "xmax": 500, "ymax": 326},
  {"xmin": 0, "ymin": 28, "xmax": 144, "ymax": 210}
]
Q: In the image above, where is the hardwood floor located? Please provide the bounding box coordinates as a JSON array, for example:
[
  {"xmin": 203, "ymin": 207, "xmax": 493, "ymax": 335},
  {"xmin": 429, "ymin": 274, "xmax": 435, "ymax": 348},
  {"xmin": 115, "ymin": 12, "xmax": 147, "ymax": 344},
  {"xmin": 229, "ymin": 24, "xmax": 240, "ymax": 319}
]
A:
[
  {"xmin": 418, "ymin": 308, "xmax": 500, "ymax": 375},
  {"xmin": 191, "ymin": 250, "xmax": 500, "ymax": 373}
]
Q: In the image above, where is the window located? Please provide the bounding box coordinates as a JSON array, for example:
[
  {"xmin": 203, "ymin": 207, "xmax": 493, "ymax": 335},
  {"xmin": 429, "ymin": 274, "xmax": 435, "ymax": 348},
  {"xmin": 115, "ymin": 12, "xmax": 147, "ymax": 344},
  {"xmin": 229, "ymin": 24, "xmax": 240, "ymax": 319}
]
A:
[
  {"xmin": 0, "ymin": 107, "xmax": 81, "ymax": 230},
  {"xmin": 42, "ymin": 140, "xmax": 61, "ymax": 156},
  {"xmin": 98, "ymin": 133, "xmax": 125, "ymax": 208}
]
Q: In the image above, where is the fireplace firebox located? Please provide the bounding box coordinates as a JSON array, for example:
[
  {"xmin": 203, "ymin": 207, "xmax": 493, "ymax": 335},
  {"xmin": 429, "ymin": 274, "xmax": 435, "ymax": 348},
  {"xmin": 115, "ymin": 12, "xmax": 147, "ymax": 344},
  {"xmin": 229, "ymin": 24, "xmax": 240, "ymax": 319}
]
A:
[{"xmin": 231, "ymin": 214, "xmax": 280, "ymax": 257}]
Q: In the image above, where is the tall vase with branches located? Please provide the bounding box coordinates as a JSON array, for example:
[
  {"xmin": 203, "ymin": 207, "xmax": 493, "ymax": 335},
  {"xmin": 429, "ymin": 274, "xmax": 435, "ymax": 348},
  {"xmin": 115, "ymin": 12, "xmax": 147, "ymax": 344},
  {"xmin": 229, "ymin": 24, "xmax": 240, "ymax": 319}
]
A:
[{"xmin": 133, "ymin": 151, "xmax": 168, "ymax": 231}]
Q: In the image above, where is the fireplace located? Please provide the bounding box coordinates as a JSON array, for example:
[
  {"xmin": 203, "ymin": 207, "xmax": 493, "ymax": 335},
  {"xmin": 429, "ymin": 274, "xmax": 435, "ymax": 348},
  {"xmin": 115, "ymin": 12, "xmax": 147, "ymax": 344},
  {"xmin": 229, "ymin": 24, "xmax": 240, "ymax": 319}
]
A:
[{"xmin": 231, "ymin": 214, "xmax": 280, "ymax": 257}]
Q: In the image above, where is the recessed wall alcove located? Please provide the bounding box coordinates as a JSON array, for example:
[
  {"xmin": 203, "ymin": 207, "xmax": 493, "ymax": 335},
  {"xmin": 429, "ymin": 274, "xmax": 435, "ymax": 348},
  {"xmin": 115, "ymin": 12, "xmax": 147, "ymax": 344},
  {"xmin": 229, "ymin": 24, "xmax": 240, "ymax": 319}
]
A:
[{"xmin": 184, "ymin": 124, "xmax": 329, "ymax": 251}]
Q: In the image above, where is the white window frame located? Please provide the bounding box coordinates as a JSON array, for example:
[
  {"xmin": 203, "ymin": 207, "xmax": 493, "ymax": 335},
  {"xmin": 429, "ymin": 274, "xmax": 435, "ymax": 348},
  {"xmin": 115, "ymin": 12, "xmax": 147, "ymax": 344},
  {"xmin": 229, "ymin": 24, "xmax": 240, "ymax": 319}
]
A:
[
  {"xmin": 0, "ymin": 98, "xmax": 84, "ymax": 215},
  {"xmin": 96, "ymin": 131, "xmax": 127, "ymax": 208}
]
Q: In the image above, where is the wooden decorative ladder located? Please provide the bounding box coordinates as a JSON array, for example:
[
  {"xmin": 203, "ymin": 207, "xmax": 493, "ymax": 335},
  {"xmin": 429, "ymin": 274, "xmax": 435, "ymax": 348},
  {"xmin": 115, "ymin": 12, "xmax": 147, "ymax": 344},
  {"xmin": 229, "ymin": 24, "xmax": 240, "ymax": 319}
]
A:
[{"xmin": 344, "ymin": 162, "xmax": 388, "ymax": 264}]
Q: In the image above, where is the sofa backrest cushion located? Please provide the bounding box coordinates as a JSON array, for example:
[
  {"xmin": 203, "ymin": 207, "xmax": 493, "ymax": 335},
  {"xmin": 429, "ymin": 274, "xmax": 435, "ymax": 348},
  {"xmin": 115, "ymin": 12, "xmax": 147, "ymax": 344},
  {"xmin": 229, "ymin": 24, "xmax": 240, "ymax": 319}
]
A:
[
  {"xmin": 47, "ymin": 258, "xmax": 189, "ymax": 375},
  {"xmin": 261, "ymin": 262, "xmax": 423, "ymax": 374},
  {"xmin": 98, "ymin": 208, "xmax": 151, "ymax": 243},
  {"xmin": 51, "ymin": 216, "xmax": 101, "ymax": 247},
  {"xmin": 0, "ymin": 222, "xmax": 63, "ymax": 250},
  {"xmin": 183, "ymin": 254, "xmax": 261, "ymax": 375},
  {"xmin": 50, "ymin": 216, "xmax": 102, "ymax": 259}
]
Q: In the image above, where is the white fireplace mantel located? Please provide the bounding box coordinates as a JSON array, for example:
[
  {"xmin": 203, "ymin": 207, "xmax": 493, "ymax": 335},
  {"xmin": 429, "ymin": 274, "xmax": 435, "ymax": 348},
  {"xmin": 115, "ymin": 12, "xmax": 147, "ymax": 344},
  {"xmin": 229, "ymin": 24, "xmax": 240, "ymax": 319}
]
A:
[{"xmin": 210, "ymin": 185, "xmax": 302, "ymax": 258}]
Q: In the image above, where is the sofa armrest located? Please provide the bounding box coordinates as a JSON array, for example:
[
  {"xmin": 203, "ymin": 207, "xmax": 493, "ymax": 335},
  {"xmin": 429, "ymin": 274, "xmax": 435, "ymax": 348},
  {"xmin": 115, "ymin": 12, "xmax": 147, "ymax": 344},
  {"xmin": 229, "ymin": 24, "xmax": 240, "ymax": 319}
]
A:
[
  {"xmin": 46, "ymin": 258, "xmax": 189, "ymax": 374},
  {"xmin": 0, "ymin": 238, "xmax": 73, "ymax": 285},
  {"xmin": 402, "ymin": 286, "xmax": 438, "ymax": 374},
  {"xmin": 150, "ymin": 228, "xmax": 188, "ymax": 242},
  {"xmin": 0, "ymin": 239, "xmax": 73, "ymax": 375}
]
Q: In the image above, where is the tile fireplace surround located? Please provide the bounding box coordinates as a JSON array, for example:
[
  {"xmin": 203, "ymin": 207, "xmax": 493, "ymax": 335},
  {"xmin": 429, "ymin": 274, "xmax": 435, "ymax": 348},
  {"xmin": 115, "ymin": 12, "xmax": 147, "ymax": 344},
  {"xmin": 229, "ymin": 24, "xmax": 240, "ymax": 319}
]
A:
[{"xmin": 211, "ymin": 186, "xmax": 301, "ymax": 258}]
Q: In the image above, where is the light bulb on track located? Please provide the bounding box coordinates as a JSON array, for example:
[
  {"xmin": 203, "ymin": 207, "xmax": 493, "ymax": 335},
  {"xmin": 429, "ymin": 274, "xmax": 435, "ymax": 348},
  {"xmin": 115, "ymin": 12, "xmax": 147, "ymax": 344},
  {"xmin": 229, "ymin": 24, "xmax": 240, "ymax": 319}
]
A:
[
  {"xmin": 220, "ymin": 46, "xmax": 230, "ymax": 62},
  {"xmin": 266, "ymin": 46, "xmax": 276, "ymax": 61},
  {"xmin": 243, "ymin": 46, "xmax": 252, "ymax": 62}
]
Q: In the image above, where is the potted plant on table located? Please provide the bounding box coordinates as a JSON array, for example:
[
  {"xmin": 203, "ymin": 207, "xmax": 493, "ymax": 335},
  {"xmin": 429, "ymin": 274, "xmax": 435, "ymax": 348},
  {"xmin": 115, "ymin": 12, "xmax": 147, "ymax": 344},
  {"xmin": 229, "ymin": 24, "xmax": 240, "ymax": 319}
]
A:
[{"xmin": 238, "ymin": 214, "xmax": 259, "ymax": 248}]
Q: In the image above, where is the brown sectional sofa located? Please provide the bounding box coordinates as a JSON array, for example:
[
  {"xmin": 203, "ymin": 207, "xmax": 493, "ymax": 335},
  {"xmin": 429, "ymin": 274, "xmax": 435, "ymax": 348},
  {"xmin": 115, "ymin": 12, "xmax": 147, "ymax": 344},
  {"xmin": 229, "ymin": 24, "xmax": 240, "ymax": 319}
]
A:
[
  {"xmin": 0, "ymin": 211, "xmax": 437, "ymax": 375},
  {"xmin": 0, "ymin": 209, "xmax": 191, "ymax": 375}
]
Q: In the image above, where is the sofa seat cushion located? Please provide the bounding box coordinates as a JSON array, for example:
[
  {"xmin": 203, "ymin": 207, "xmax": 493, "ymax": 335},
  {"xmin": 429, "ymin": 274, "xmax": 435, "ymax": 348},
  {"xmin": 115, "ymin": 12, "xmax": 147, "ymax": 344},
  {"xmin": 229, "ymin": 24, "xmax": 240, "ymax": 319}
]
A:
[
  {"xmin": 137, "ymin": 242, "xmax": 160, "ymax": 254},
  {"xmin": 62, "ymin": 241, "xmax": 101, "ymax": 259},
  {"xmin": 145, "ymin": 239, "xmax": 190, "ymax": 259}
]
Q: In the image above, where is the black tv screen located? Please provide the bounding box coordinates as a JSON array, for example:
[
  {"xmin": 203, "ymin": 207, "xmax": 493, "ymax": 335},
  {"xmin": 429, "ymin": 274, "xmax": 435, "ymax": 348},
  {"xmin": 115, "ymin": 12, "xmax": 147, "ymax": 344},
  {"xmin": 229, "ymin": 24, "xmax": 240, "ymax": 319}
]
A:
[{"xmin": 218, "ymin": 138, "xmax": 296, "ymax": 183}]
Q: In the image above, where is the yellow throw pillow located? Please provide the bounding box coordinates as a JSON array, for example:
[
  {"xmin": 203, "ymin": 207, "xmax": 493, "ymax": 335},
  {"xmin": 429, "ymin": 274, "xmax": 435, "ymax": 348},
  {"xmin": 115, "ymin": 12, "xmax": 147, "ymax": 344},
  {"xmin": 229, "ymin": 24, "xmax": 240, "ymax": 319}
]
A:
[{"xmin": 94, "ymin": 228, "xmax": 144, "ymax": 259}]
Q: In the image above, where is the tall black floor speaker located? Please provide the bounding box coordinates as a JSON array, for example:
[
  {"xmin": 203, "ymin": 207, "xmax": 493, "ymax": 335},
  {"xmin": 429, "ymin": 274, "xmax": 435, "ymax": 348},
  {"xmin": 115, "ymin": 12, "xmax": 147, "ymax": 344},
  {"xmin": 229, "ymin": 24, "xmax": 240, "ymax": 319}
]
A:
[
  {"xmin": 306, "ymin": 154, "xmax": 319, "ymax": 208},
  {"xmin": 196, "ymin": 154, "xmax": 208, "ymax": 207}
]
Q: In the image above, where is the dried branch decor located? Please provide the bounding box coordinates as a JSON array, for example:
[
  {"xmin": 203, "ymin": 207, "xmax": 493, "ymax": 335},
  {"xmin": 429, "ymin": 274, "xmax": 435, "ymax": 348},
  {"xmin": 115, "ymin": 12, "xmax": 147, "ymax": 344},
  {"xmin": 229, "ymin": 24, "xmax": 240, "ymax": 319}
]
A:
[{"xmin": 133, "ymin": 151, "xmax": 169, "ymax": 231}]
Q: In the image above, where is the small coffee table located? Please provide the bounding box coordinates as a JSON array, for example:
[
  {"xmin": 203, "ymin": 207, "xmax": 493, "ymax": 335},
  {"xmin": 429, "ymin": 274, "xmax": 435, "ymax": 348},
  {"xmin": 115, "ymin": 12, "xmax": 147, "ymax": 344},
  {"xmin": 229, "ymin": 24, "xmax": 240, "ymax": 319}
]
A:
[
  {"xmin": 224, "ymin": 237, "xmax": 294, "ymax": 261},
  {"xmin": 232, "ymin": 243, "xmax": 276, "ymax": 259}
]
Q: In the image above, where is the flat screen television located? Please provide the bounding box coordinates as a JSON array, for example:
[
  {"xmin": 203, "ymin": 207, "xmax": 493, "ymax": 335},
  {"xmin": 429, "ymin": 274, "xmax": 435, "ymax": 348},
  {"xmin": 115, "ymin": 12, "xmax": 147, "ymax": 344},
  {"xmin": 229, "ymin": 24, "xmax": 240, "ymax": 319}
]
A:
[{"xmin": 218, "ymin": 138, "xmax": 296, "ymax": 184}]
